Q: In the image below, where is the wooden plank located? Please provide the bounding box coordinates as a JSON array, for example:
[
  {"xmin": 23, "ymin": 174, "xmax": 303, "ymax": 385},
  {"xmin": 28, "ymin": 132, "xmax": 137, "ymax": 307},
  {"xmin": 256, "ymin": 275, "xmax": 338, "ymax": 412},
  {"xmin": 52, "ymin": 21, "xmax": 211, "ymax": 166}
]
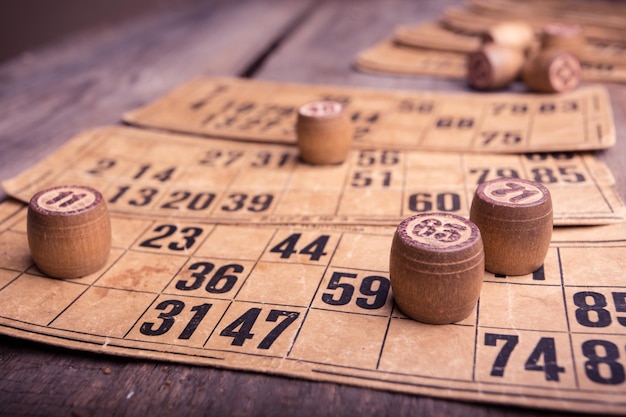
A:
[
  {"xmin": 0, "ymin": 0, "xmax": 313, "ymax": 201},
  {"xmin": 0, "ymin": 0, "xmax": 203, "ymax": 62},
  {"xmin": 5, "ymin": 333, "xmax": 559, "ymax": 417},
  {"xmin": 254, "ymin": 0, "xmax": 466, "ymax": 91}
]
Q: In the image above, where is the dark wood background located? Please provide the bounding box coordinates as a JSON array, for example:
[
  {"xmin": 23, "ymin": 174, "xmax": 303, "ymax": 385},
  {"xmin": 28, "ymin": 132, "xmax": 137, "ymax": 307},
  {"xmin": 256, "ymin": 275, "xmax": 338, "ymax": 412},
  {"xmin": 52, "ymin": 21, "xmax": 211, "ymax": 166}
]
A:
[{"xmin": 1, "ymin": 0, "xmax": 624, "ymax": 415}]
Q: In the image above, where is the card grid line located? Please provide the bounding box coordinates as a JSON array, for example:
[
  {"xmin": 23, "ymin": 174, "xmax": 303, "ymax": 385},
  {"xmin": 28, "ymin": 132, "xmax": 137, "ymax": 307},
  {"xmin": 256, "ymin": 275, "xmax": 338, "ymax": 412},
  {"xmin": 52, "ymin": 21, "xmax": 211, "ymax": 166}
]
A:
[
  {"xmin": 286, "ymin": 231, "xmax": 346, "ymax": 358},
  {"xmin": 198, "ymin": 227, "xmax": 283, "ymax": 348},
  {"xmin": 10, "ymin": 127, "xmax": 622, "ymax": 225},
  {"xmin": 311, "ymin": 368, "xmax": 626, "ymax": 405},
  {"xmin": 558, "ymin": 247, "xmax": 581, "ymax": 390},
  {"xmin": 1, "ymin": 219, "xmax": 626, "ymax": 400}
]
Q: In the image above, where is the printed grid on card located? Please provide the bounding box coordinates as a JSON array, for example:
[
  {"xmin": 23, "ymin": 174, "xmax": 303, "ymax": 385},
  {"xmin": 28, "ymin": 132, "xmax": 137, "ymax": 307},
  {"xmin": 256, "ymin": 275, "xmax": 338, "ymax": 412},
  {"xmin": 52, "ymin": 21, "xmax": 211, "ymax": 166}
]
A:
[
  {"xmin": 2, "ymin": 126, "xmax": 623, "ymax": 226},
  {"xmin": 0, "ymin": 201, "xmax": 626, "ymax": 414},
  {"xmin": 122, "ymin": 77, "xmax": 616, "ymax": 153},
  {"xmin": 356, "ymin": 40, "xmax": 626, "ymax": 84}
]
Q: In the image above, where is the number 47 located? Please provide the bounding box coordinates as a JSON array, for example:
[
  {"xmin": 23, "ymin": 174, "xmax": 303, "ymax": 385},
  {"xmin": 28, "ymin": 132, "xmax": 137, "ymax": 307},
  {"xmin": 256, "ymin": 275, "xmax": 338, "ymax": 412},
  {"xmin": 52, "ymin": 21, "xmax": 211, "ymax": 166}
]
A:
[
  {"xmin": 220, "ymin": 308, "xmax": 300, "ymax": 349},
  {"xmin": 484, "ymin": 333, "xmax": 565, "ymax": 381}
]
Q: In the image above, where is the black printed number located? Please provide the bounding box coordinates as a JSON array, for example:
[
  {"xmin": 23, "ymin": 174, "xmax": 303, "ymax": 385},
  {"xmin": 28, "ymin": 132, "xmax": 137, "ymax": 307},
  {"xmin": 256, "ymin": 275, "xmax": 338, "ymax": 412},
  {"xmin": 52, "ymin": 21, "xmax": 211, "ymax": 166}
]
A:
[
  {"xmin": 221, "ymin": 193, "xmax": 273, "ymax": 212},
  {"xmin": 351, "ymin": 170, "xmax": 392, "ymax": 188},
  {"xmin": 87, "ymin": 158, "xmax": 116, "ymax": 175},
  {"xmin": 484, "ymin": 333, "xmax": 518, "ymax": 377},
  {"xmin": 408, "ymin": 192, "xmax": 460, "ymax": 212},
  {"xmin": 481, "ymin": 131, "xmax": 522, "ymax": 146},
  {"xmin": 139, "ymin": 224, "xmax": 204, "ymax": 251},
  {"xmin": 531, "ymin": 167, "xmax": 585, "ymax": 184},
  {"xmin": 160, "ymin": 191, "xmax": 216, "ymax": 211},
  {"xmin": 524, "ymin": 337, "xmax": 565, "ymax": 381},
  {"xmin": 176, "ymin": 262, "xmax": 244, "ymax": 293},
  {"xmin": 582, "ymin": 340, "xmax": 626, "ymax": 385},
  {"xmin": 484, "ymin": 333, "xmax": 565, "ymax": 381},
  {"xmin": 573, "ymin": 291, "xmax": 626, "ymax": 328},
  {"xmin": 109, "ymin": 185, "xmax": 158, "ymax": 207},
  {"xmin": 356, "ymin": 150, "xmax": 400, "ymax": 166},
  {"xmin": 270, "ymin": 234, "xmax": 329, "ymax": 261},
  {"xmin": 132, "ymin": 164, "xmax": 175, "ymax": 182},
  {"xmin": 321, "ymin": 271, "xmax": 390, "ymax": 310},
  {"xmin": 435, "ymin": 117, "xmax": 474, "ymax": 129},
  {"xmin": 219, "ymin": 308, "xmax": 300, "ymax": 349},
  {"xmin": 470, "ymin": 168, "xmax": 520, "ymax": 184},
  {"xmin": 140, "ymin": 300, "xmax": 211, "ymax": 340}
]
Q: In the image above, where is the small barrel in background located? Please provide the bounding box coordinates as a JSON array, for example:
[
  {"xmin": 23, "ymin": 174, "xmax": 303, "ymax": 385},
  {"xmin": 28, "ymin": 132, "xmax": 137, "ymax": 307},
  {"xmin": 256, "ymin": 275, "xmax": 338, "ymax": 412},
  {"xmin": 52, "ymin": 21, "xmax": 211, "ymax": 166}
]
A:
[
  {"xmin": 522, "ymin": 49, "xmax": 582, "ymax": 93},
  {"xmin": 296, "ymin": 100, "xmax": 354, "ymax": 165},
  {"xmin": 467, "ymin": 43, "xmax": 525, "ymax": 90}
]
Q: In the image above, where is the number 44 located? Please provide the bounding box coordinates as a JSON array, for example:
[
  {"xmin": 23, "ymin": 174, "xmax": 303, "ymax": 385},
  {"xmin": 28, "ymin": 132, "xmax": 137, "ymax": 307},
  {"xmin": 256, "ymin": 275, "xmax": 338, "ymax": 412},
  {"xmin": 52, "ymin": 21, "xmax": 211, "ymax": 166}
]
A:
[
  {"xmin": 485, "ymin": 333, "xmax": 565, "ymax": 381},
  {"xmin": 270, "ymin": 233, "xmax": 330, "ymax": 261}
]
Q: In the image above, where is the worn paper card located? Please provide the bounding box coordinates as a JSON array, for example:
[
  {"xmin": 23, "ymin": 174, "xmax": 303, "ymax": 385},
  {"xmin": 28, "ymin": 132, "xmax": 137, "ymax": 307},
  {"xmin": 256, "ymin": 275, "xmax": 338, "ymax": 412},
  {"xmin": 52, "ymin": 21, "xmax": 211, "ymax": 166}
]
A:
[
  {"xmin": 356, "ymin": 40, "xmax": 626, "ymax": 84},
  {"xmin": 2, "ymin": 126, "xmax": 623, "ymax": 226},
  {"xmin": 123, "ymin": 77, "xmax": 616, "ymax": 153},
  {"xmin": 0, "ymin": 199, "xmax": 625, "ymax": 414}
]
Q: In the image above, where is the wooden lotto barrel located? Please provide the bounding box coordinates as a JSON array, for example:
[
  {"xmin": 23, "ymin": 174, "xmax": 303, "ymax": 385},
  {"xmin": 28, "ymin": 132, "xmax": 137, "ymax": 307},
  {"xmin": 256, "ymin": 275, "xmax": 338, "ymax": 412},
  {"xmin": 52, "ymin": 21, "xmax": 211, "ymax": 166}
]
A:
[
  {"xmin": 522, "ymin": 49, "xmax": 582, "ymax": 93},
  {"xmin": 27, "ymin": 185, "xmax": 111, "ymax": 279},
  {"xmin": 296, "ymin": 100, "xmax": 353, "ymax": 165},
  {"xmin": 467, "ymin": 43, "xmax": 525, "ymax": 90},
  {"xmin": 470, "ymin": 177, "xmax": 553, "ymax": 276},
  {"xmin": 389, "ymin": 213, "xmax": 485, "ymax": 324}
]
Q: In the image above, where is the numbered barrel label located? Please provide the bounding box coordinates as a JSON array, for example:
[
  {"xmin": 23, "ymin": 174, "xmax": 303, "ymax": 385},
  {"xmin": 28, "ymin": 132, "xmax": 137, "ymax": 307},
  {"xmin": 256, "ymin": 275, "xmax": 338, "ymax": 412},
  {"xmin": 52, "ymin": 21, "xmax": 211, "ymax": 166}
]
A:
[
  {"xmin": 550, "ymin": 54, "xmax": 582, "ymax": 92},
  {"xmin": 481, "ymin": 178, "xmax": 548, "ymax": 206},
  {"xmin": 34, "ymin": 185, "xmax": 100, "ymax": 214},
  {"xmin": 299, "ymin": 101, "xmax": 343, "ymax": 118},
  {"xmin": 403, "ymin": 213, "xmax": 478, "ymax": 248}
]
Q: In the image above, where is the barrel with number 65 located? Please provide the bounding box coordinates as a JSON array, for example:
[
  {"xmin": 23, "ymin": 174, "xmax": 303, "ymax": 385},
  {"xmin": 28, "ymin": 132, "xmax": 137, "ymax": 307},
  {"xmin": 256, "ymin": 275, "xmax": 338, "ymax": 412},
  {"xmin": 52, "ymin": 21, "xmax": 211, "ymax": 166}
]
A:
[
  {"xmin": 389, "ymin": 213, "xmax": 485, "ymax": 324},
  {"xmin": 27, "ymin": 185, "xmax": 111, "ymax": 279}
]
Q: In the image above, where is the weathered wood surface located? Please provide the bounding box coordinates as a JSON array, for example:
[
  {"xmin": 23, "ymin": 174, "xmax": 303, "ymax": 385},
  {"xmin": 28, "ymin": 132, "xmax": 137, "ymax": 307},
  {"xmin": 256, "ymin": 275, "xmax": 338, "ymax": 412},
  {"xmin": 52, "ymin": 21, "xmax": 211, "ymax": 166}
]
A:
[
  {"xmin": 0, "ymin": 0, "xmax": 624, "ymax": 416},
  {"xmin": 0, "ymin": 0, "xmax": 313, "ymax": 201}
]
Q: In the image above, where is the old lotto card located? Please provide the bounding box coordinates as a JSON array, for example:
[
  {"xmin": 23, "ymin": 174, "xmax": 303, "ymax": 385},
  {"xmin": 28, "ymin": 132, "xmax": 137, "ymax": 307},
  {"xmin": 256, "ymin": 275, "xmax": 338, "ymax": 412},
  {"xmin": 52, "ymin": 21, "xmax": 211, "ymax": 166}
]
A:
[
  {"xmin": 356, "ymin": 40, "xmax": 626, "ymax": 84},
  {"xmin": 1, "ymin": 71, "xmax": 625, "ymax": 414},
  {"xmin": 0, "ymin": 199, "xmax": 626, "ymax": 414},
  {"xmin": 123, "ymin": 77, "xmax": 616, "ymax": 153},
  {"xmin": 2, "ymin": 126, "xmax": 623, "ymax": 226}
]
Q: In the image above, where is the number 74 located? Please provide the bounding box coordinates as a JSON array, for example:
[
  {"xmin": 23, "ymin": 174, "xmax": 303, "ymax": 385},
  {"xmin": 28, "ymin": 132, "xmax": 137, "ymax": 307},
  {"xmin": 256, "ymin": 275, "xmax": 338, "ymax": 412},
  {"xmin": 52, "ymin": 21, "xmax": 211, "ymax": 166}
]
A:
[{"xmin": 484, "ymin": 333, "xmax": 565, "ymax": 381}]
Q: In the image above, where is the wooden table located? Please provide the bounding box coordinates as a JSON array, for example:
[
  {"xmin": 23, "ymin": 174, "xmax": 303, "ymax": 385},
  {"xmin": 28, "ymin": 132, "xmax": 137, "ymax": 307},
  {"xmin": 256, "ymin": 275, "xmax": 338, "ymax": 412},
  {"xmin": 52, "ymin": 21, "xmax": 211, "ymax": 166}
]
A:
[{"xmin": 1, "ymin": 1, "xmax": 624, "ymax": 415}]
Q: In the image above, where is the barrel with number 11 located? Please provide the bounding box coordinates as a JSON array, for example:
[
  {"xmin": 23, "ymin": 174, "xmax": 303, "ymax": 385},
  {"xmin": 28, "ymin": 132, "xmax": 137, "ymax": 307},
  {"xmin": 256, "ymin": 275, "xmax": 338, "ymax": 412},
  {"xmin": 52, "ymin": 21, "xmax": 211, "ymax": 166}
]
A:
[{"xmin": 27, "ymin": 185, "xmax": 111, "ymax": 279}]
